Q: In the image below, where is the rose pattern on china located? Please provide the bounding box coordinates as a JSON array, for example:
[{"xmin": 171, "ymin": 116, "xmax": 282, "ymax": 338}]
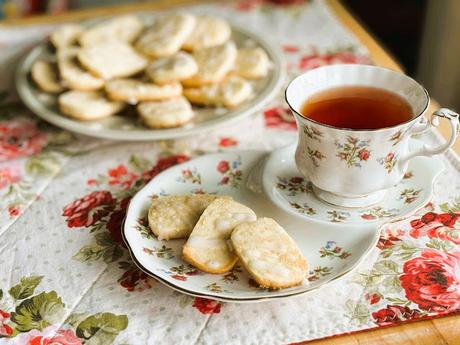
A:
[
  {"xmin": 303, "ymin": 124, "xmax": 324, "ymax": 141},
  {"xmin": 306, "ymin": 147, "xmax": 326, "ymax": 167},
  {"xmin": 378, "ymin": 152, "xmax": 398, "ymax": 173},
  {"xmin": 399, "ymin": 188, "xmax": 421, "ymax": 204},
  {"xmin": 216, "ymin": 157, "xmax": 243, "ymax": 188},
  {"xmin": 335, "ymin": 136, "xmax": 371, "ymax": 168},
  {"xmin": 360, "ymin": 207, "xmax": 400, "ymax": 221},
  {"xmin": 276, "ymin": 176, "xmax": 312, "ymax": 196},
  {"xmin": 319, "ymin": 241, "xmax": 351, "ymax": 259}
]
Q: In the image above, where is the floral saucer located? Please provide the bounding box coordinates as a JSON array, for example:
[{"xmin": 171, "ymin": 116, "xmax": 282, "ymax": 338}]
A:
[
  {"xmin": 123, "ymin": 150, "xmax": 380, "ymax": 302},
  {"xmin": 262, "ymin": 141, "xmax": 444, "ymax": 224}
]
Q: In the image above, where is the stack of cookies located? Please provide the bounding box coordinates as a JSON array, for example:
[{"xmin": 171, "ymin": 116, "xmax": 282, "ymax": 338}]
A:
[
  {"xmin": 148, "ymin": 194, "xmax": 308, "ymax": 289},
  {"xmin": 31, "ymin": 14, "xmax": 271, "ymax": 129}
]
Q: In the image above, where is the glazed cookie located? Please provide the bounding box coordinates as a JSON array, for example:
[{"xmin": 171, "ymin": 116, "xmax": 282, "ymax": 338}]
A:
[
  {"xmin": 31, "ymin": 60, "xmax": 63, "ymax": 93},
  {"xmin": 59, "ymin": 90, "xmax": 124, "ymax": 120},
  {"xmin": 57, "ymin": 48, "xmax": 104, "ymax": 91},
  {"xmin": 231, "ymin": 218, "xmax": 308, "ymax": 289},
  {"xmin": 105, "ymin": 79, "xmax": 182, "ymax": 103},
  {"xmin": 182, "ymin": 198, "xmax": 257, "ymax": 274},
  {"xmin": 182, "ymin": 41, "xmax": 237, "ymax": 87},
  {"xmin": 183, "ymin": 75, "xmax": 252, "ymax": 108},
  {"xmin": 148, "ymin": 194, "xmax": 231, "ymax": 240},
  {"xmin": 50, "ymin": 24, "xmax": 83, "ymax": 49},
  {"xmin": 146, "ymin": 52, "xmax": 198, "ymax": 85},
  {"xmin": 79, "ymin": 15, "xmax": 143, "ymax": 46},
  {"xmin": 182, "ymin": 16, "xmax": 231, "ymax": 51},
  {"xmin": 137, "ymin": 96, "xmax": 194, "ymax": 128},
  {"xmin": 78, "ymin": 41, "xmax": 147, "ymax": 79},
  {"xmin": 135, "ymin": 14, "xmax": 196, "ymax": 58},
  {"xmin": 235, "ymin": 47, "xmax": 270, "ymax": 79}
]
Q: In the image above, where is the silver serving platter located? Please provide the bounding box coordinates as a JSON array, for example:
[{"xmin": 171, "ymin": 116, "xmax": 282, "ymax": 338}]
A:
[{"xmin": 16, "ymin": 16, "xmax": 285, "ymax": 141}]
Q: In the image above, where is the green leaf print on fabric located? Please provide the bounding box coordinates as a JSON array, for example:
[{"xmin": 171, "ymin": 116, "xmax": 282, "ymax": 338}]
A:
[
  {"xmin": 11, "ymin": 291, "xmax": 65, "ymax": 332},
  {"xmin": 439, "ymin": 196, "xmax": 460, "ymax": 213},
  {"xmin": 76, "ymin": 312, "xmax": 128, "ymax": 344},
  {"xmin": 0, "ymin": 289, "xmax": 3, "ymax": 300},
  {"xmin": 8, "ymin": 276, "xmax": 44, "ymax": 300},
  {"xmin": 73, "ymin": 232, "xmax": 124, "ymax": 264},
  {"xmin": 25, "ymin": 153, "xmax": 61, "ymax": 176},
  {"xmin": 345, "ymin": 300, "xmax": 370, "ymax": 325}
]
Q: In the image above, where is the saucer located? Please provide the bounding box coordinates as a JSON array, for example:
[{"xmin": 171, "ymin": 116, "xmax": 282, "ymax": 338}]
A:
[
  {"xmin": 123, "ymin": 150, "xmax": 380, "ymax": 302},
  {"xmin": 262, "ymin": 141, "xmax": 444, "ymax": 224}
]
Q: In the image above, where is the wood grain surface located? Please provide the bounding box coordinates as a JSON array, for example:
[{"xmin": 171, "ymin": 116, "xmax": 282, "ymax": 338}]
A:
[{"xmin": 1, "ymin": 1, "xmax": 459, "ymax": 344}]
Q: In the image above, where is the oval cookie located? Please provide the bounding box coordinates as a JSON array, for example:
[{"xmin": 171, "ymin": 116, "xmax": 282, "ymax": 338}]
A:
[
  {"xmin": 137, "ymin": 96, "xmax": 194, "ymax": 129},
  {"xmin": 79, "ymin": 15, "xmax": 143, "ymax": 47},
  {"xmin": 50, "ymin": 24, "xmax": 83, "ymax": 49},
  {"xmin": 57, "ymin": 48, "xmax": 104, "ymax": 91},
  {"xmin": 146, "ymin": 52, "xmax": 198, "ymax": 85},
  {"xmin": 78, "ymin": 41, "xmax": 147, "ymax": 80},
  {"xmin": 182, "ymin": 198, "xmax": 257, "ymax": 274},
  {"xmin": 183, "ymin": 75, "xmax": 252, "ymax": 108},
  {"xmin": 182, "ymin": 41, "xmax": 237, "ymax": 87},
  {"xmin": 235, "ymin": 47, "xmax": 270, "ymax": 79},
  {"xmin": 231, "ymin": 217, "xmax": 308, "ymax": 289},
  {"xmin": 135, "ymin": 14, "xmax": 196, "ymax": 58},
  {"xmin": 31, "ymin": 60, "xmax": 63, "ymax": 93},
  {"xmin": 59, "ymin": 90, "xmax": 124, "ymax": 120},
  {"xmin": 182, "ymin": 16, "xmax": 231, "ymax": 51},
  {"xmin": 148, "ymin": 194, "xmax": 231, "ymax": 240},
  {"xmin": 105, "ymin": 79, "xmax": 182, "ymax": 103}
]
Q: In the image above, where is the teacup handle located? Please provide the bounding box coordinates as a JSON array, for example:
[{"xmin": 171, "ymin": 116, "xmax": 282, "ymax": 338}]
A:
[{"xmin": 399, "ymin": 108, "xmax": 459, "ymax": 168}]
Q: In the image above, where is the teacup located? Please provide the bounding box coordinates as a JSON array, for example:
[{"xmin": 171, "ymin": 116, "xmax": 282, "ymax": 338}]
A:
[{"xmin": 285, "ymin": 64, "xmax": 459, "ymax": 208}]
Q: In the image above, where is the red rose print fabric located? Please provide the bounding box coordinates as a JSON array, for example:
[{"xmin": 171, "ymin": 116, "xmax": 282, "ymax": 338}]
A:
[
  {"xmin": 62, "ymin": 190, "xmax": 115, "ymax": 228},
  {"xmin": 409, "ymin": 212, "xmax": 460, "ymax": 244},
  {"xmin": 400, "ymin": 250, "xmax": 460, "ymax": 312},
  {"xmin": 0, "ymin": 119, "xmax": 48, "ymax": 161},
  {"xmin": 192, "ymin": 298, "xmax": 222, "ymax": 314}
]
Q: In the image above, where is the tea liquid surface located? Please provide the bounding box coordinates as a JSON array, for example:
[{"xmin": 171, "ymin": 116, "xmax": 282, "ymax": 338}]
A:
[{"xmin": 300, "ymin": 86, "xmax": 414, "ymax": 130}]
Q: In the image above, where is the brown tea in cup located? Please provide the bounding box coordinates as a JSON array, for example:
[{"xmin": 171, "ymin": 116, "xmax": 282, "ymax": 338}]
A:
[{"xmin": 300, "ymin": 86, "xmax": 413, "ymax": 130}]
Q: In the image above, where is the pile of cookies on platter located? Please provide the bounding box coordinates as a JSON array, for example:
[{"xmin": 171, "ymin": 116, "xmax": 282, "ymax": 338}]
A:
[
  {"xmin": 148, "ymin": 194, "xmax": 308, "ymax": 289},
  {"xmin": 31, "ymin": 14, "xmax": 271, "ymax": 129}
]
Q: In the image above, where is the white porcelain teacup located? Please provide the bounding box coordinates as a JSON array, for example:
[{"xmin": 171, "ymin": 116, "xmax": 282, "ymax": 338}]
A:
[{"xmin": 285, "ymin": 64, "xmax": 459, "ymax": 208}]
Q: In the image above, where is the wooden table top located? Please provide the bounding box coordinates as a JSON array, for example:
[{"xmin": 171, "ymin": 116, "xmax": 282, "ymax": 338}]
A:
[{"xmin": 2, "ymin": 1, "xmax": 459, "ymax": 344}]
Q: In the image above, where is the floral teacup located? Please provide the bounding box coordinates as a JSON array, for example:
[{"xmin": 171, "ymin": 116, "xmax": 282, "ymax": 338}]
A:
[{"xmin": 285, "ymin": 64, "xmax": 459, "ymax": 208}]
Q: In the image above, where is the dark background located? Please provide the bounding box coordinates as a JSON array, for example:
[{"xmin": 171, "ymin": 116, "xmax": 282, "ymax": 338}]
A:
[{"xmin": 344, "ymin": 0, "xmax": 428, "ymax": 76}]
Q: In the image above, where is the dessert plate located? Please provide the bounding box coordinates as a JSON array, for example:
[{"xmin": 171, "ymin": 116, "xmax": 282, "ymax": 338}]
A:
[
  {"xmin": 16, "ymin": 15, "xmax": 284, "ymax": 141},
  {"xmin": 123, "ymin": 150, "xmax": 380, "ymax": 302},
  {"xmin": 262, "ymin": 141, "xmax": 443, "ymax": 224}
]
